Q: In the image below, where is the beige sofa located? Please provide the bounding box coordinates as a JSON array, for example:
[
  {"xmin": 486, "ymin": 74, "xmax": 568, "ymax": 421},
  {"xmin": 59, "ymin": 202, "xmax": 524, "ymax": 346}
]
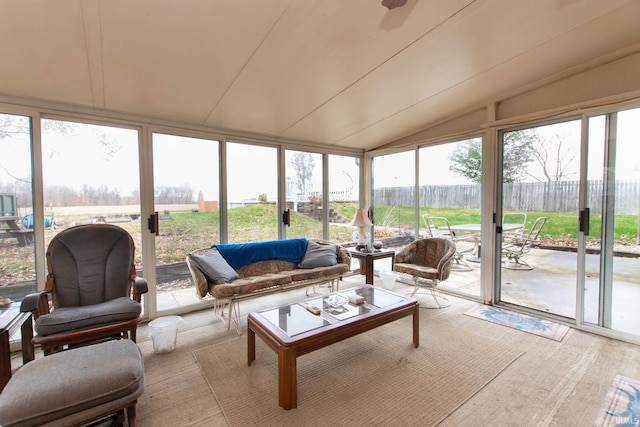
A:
[{"xmin": 187, "ymin": 238, "xmax": 351, "ymax": 333}]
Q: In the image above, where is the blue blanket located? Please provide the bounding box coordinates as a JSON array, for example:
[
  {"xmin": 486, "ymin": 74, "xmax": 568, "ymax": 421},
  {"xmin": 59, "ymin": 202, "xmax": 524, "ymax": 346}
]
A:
[{"xmin": 213, "ymin": 238, "xmax": 308, "ymax": 270}]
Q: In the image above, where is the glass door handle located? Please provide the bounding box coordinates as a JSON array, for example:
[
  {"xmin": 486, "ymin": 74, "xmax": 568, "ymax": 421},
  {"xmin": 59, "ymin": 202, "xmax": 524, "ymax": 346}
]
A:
[
  {"xmin": 148, "ymin": 212, "xmax": 159, "ymax": 236},
  {"xmin": 579, "ymin": 208, "xmax": 590, "ymax": 235},
  {"xmin": 282, "ymin": 209, "xmax": 291, "ymax": 227}
]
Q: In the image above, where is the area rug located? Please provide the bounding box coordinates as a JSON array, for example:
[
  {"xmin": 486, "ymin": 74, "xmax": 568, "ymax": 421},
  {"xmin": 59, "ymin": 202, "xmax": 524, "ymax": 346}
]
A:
[
  {"xmin": 193, "ymin": 317, "xmax": 523, "ymax": 426},
  {"xmin": 594, "ymin": 374, "xmax": 640, "ymax": 426},
  {"xmin": 464, "ymin": 305, "xmax": 570, "ymax": 341}
]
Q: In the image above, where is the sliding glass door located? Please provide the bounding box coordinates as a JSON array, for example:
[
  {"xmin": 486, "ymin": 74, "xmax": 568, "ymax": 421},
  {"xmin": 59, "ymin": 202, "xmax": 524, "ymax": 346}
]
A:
[
  {"xmin": 497, "ymin": 109, "xmax": 640, "ymax": 341},
  {"xmin": 419, "ymin": 138, "xmax": 482, "ymax": 299},
  {"xmin": 582, "ymin": 108, "xmax": 640, "ymax": 337},
  {"xmin": 152, "ymin": 133, "xmax": 220, "ymax": 313},
  {"xmin": 498, "ymin": 120, "xmax": 581, "ymax": 319}
]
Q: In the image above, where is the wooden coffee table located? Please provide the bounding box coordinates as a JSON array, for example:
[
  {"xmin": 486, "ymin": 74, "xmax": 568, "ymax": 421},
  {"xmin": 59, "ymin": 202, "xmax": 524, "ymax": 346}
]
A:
[{"xmin": 247, "ymin": 286, "xmax": 419, "ymax": 409}]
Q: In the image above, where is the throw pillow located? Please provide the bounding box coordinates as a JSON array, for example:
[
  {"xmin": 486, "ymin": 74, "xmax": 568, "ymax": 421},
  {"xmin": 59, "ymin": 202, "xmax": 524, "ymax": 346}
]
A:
[
  {"xmin": 188, "ymin": 248, "xmax": 239, "ymax": 285},
  {"xmin": 298, "ymin": 240, "xmax": 338, "ymax": 268}
]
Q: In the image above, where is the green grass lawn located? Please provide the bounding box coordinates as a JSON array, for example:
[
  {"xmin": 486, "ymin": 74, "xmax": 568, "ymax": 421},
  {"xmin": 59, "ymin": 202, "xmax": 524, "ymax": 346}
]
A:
[
  {"xmin": 160, "ymin": 203, "xmax": 638, "ymax": 256},
  {"xmin": 2, "ymin": 203, "xmax": 637, "ymax": 287}
]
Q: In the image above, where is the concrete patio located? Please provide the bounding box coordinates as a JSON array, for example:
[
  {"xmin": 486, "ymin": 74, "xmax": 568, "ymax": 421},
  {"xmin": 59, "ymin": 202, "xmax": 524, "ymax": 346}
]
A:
[{"xmin": 155, "ymin": 245, "xmax": 640, "ymax": 336}]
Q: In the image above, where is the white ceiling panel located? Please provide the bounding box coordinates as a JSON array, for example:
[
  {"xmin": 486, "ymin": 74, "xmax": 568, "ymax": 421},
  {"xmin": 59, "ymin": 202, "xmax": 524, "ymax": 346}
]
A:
[
  {"xmin": 204, "ymin": 0, "xmax": 474, "ymax": 135},
  {"xmin": 98, "ymin": 0, "xmax": 290, "ymax": 122},
  {"xmin": 0, "ymin": 0, "xmax": 638, "ymax": 151},
  {"xmin": 0, "ymin": 2, "xmax": 93, "ymax": 105},
  {"xmin": 282, "ymin": 0, "xmax": 640, "ymax": 148}
]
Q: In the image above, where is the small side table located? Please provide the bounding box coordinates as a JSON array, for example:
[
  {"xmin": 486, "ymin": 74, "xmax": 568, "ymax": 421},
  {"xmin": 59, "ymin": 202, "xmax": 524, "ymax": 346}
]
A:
[
  {"xmin": 349, "ymin": 248, "xmax": 395, "ymax": 285},
  {"xmin": 1, "ymin": 303, "xmax": 34, "ymax": 392}
]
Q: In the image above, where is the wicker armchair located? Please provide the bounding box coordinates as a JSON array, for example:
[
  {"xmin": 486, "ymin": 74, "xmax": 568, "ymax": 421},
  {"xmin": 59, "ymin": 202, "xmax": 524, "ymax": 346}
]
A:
[{"xmin": 393, "ymin": 237, "xmax": 456, "ymax": 308}]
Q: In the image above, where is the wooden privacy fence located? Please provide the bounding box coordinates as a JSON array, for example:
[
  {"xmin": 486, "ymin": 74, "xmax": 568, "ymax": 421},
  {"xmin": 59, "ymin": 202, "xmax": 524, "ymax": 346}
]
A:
[{"xmin": 373, "ymin": 180, "xmax": 640, "ymax": 215}]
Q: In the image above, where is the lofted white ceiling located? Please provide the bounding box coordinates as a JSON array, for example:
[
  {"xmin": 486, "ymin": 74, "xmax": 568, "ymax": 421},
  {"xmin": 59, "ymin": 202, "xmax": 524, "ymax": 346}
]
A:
[{"xmin": 1, "ymin": 0, "xmax": 639, "ymax": 151}]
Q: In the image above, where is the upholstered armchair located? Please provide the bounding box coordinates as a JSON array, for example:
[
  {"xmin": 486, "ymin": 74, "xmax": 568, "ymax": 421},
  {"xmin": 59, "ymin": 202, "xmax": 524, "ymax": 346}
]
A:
[
  {"xmin": 20, "ymin": 224, "xmax": 148, "ymax": 355},
  {"xmin": 393, "ymin": 237, "xmax": 456, "ymax": 308}
]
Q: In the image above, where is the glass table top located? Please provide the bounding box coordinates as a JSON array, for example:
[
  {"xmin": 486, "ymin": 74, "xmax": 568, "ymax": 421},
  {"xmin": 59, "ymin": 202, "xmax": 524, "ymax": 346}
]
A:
[{"xmin": 256, "ymin": 286, "xmax": 410, "ymax": 337}]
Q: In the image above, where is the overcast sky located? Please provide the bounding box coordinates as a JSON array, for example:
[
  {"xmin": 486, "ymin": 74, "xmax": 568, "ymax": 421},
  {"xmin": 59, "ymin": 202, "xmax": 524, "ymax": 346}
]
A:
[{"xmin": 2, "ymin": 109, "xmax": 639, "ymax": 205}]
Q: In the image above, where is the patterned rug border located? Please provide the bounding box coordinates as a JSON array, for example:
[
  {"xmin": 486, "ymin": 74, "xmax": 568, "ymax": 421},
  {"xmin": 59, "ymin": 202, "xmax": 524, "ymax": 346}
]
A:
[
  {"xmin": 594, "ymin": 374, "xmax": 640, "ymax": 427},
  {"xmin": 464, "ymin": 305, "xmax": 570, "ymax": 341}
]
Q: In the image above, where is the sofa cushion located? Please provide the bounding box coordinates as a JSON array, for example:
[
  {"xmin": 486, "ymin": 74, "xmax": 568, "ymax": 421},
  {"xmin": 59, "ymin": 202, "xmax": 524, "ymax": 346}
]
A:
[
  {"xmin": 284, "ymin": 263, "xmax": 350, "ymax": 282},
  {"xmin": 209, "ymin": 273, "xmax": 292, "ymax": 299},
  {"xmin": 394, "ymin": 262, "xmax": 439, "ymax": 280},
  {"xmin": 298, "ymin": 240, "xmax": 338, "ymax": 268},
  {"xmin": 236, "ymin": 259, "xmax": 297, "ymax": 278},
  {"xmin": 34, "ymin": 297, "xmax": 141, "ymax": 336},
  {"xmin": 188, "ymin": 248, "xmax": 240, "ymax": 285}
]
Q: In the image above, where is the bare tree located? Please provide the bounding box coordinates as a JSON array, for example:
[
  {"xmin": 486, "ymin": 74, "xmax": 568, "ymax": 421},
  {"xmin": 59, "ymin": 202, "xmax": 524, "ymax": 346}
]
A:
[
  {"xmin": 525, "ymin": 133, "xmax": 578, "ymax": 182},
  {"xmin": 290, "ymin": 152, "xmax": 315, "ymax": 195}
]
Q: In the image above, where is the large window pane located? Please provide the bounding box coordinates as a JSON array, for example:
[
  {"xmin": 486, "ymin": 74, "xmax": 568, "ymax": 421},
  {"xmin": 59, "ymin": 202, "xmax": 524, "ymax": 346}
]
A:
[
  {"xmin": 372, "ymin": 150, "xmax": 415, "ymax": 252},
  {"xmin": 419, "ymin": 138, "xmax": 482, "ymax": 299},
  {"xmin": 227, "ymin": 142, "xmax": 278, "ymax": 242},
  {"xmin": 285, "ymin": 150, "xmax": 323, "ymax": 240},
  {"xmin": 0, "ymin": 113, "xmax": 35, "ymax": 302},
  {"xmin": 153, "ymin": 133, "xmax": 220, "ymax": 312},
  {"xmin": 41, "ymin": 120, "xmax": 142, "ymax": 273},
  {"xmin": 329, "ymin": 154, "xmax": 360, "ymax": 244}
]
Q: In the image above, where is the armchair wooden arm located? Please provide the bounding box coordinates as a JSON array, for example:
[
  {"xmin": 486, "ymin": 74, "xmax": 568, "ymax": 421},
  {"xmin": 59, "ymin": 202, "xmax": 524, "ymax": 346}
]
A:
[{"xmin": 20, "ymin": 291, "xmax": 51, "ymax": 320}]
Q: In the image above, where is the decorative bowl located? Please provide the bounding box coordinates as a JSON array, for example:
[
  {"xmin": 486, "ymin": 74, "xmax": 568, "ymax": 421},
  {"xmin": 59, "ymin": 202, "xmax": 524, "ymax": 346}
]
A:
[{"xmin": 327, "ymin": 294, "xmax": 349, "ymax": 308}]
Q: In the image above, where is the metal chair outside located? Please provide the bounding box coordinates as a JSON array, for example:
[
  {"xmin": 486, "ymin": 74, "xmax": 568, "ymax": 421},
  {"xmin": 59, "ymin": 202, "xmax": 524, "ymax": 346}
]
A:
[
  {"xmin": 422, "ymin": 215, "xmax": 475, "ymax": 271},
  {"xmin": 502, "ymin": 216, "xmax": 547, "ymax": 270}
]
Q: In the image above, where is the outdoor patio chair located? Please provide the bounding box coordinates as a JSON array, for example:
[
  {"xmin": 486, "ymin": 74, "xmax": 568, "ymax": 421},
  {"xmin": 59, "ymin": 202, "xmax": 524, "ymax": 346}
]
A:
[
  {"xmin": 502, "ymin": 216, "xmax": 547, "ymax": 270},
  {"xmin": 422, "ymin": 215, "xmax": 475, "ymax": 271},
  {"xmin": 393, "ymin": 237, "xmax": 456, "ymax": 308},
  {"xmin": 20, "ymin": 224, "xmax": 148, "ymax": 355},
  {"xmin": 502, "ymin": 212, "xmax": 527, "ymax": 239}
]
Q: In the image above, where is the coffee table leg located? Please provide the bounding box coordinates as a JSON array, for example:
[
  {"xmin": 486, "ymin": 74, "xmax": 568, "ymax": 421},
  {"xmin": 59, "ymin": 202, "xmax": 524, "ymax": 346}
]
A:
[
  {"xmin": 278, "ymin": 346, "xmax": 297, "ymax": 409},
  {"xmin": 247, "ymin": 327, "xmax": 255, "ymax": 366},
  {"xmin": 413, "ymin": 305, "xmax": 420, "ymax": 348}
]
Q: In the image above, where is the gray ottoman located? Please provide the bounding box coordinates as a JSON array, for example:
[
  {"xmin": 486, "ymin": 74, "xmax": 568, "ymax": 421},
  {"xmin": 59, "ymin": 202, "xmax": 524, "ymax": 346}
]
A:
[{"xmin": 0, "ymin": 339, "xmax": 144, "ymax": 427}]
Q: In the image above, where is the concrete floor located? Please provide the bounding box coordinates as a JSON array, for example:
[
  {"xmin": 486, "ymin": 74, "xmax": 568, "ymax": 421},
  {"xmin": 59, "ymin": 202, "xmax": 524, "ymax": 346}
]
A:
[
  {"xmin": 439, "ymin": 247, "xmax": 640, "ymax": 336},
  {"xmin": 9, "ymin": 247, "xmax": 636, "ymax": 354}
]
